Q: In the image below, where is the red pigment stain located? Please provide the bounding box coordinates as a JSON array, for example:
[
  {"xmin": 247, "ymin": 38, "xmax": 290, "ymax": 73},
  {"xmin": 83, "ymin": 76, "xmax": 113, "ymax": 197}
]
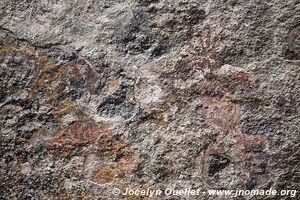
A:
[
  {"xmin": 48, "ymin": 118, "xmax": 129, "ymax": 159},
  {"xmin": 64, "ymin": 59, "xmax": 95, "ymax": 91},
  {"xmin": 202, "ymin": 96, "xmax": 267, "ymax": 178}
]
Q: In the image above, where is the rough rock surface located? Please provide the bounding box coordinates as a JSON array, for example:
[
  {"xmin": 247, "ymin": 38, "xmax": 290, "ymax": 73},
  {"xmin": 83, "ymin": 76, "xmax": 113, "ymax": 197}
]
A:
[{"xmin": 0, "ymin": 0, "xmax": 299, "ymax": 199}]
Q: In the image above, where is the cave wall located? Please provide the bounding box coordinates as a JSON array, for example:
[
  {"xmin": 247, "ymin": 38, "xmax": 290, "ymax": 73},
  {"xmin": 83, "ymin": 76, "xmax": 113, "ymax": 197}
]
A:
[{"xmin": 0, "ymin": 0, "xmax": 299, "ymax": 199}]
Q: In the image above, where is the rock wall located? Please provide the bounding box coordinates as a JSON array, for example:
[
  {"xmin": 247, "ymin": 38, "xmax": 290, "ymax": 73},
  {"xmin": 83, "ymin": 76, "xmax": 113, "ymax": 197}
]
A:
[{"xmin": 0, "ymin": 0, "xmax": 299, "ymax": 199}]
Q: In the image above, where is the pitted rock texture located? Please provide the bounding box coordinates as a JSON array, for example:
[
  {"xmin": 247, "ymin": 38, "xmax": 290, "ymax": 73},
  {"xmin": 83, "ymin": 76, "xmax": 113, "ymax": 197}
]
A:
[{"xmin": 0, "ymin": 0, "xmax": 299, "ymax": 199}]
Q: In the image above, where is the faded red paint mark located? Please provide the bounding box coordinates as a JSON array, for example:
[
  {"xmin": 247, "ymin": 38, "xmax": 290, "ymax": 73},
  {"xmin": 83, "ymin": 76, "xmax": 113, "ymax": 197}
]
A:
[
  {"xmin": 197, "ymin": 78, "xmax": 227, "ymax": 97},
  {"xmin": 175, "ymin": 26, "xmax": 223, "ymax": 80},
  {"xmin": 201, "ymin": 97, "xmax": 240, "ymax": 132},
  {"xmin": 64, "ymin": 59, "xmax": 95, "ymax": 91},
  {"xmin": 48, "ymin": 118, "xmax": 130, "ymax": 159},
  {"xmin": 228, "ymin": 71, "xmax": 250, "ymax": 83},
  {"xmin": 200, "ymin": 92, "xmax": 267, "ymax": 180},
  {"xmin": 192, "ymin": 26, "xmax": 223, "ymax": 73}
]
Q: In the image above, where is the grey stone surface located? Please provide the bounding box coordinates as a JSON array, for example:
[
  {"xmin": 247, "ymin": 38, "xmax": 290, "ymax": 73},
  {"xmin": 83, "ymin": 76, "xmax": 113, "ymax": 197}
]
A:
[{"xmin": 0, "ymin": 0, "xmax": 299, "ymax": 199}]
